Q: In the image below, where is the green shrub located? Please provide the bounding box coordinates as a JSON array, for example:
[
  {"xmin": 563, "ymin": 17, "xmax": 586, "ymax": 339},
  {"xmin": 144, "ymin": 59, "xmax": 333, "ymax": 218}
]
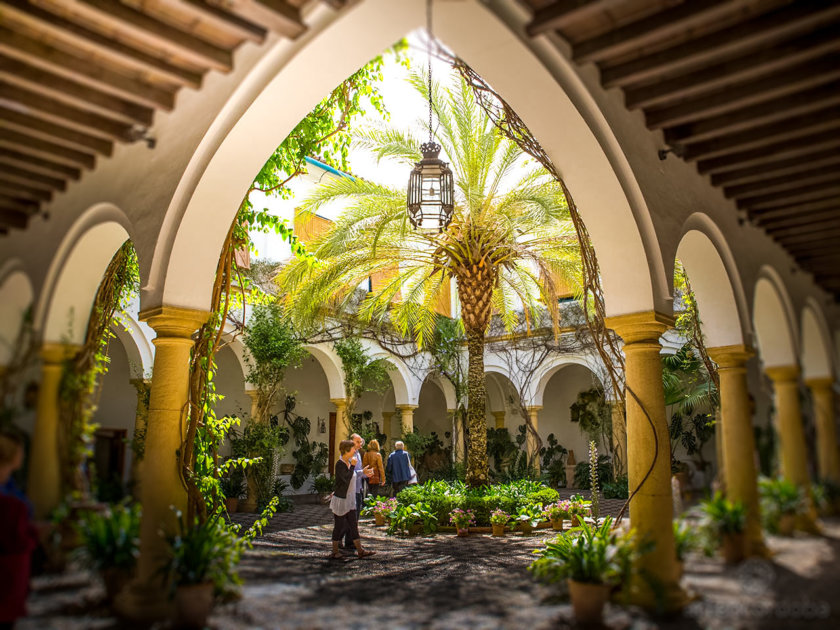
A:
[
  {"xmin": 602, "ymin": 476, "xmax": 629, "ymax": 499},
  {"xmin": 387, "ymin": 502, "xmax": 438, "ymax": 535},
  {"xmin": 525, "ymin": 487, "xmax": 560, "ymax": 507},
  {"xmin": 574, "ymin": 455, "xmax": 613, "ymax": 489},
  {"xmin": 700, "ymin": 492, "xmax": 746, "ymax": 535},
  {"xmin": 673, "ymin": 519, "xmax": 696, "ymax": 561},
  {"xmin": 76, "ymin": 502, "xmax": 141, "ymax": 572}
]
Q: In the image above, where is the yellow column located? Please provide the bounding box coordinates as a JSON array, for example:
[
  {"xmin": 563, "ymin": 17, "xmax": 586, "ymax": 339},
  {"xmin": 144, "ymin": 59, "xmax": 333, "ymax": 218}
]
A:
[
  {"xmin": 29, "ymin": 343, "xmax": 79, "ymax": 520},
  {"xmin": 610, "ymin": 400, "xmax": 627, "ymax": 476},
  {"xmin": 525, "ymin": 405, "xmax": 542, "ymax": 474},
  {"xmin": 605, "ymin": 311, "xmax": 686, "ymax": 612},
  {"xmin": 707, "ymin": 346, "xmax": 767, "ymax": 556},
  {"xmin": 245, "ymin": 388, "xmax": 259, "ymax": 420},
  {"xmin": 331, "ymin": 398, "xmax": 348, "ymax": 460},
  {"xmin": 766, "ymin": 366, "xmax": 820, "ymax": 532},
  {"xmin": 492, "ymin": 410, "xmax": 506, "ymax": 429},
  {"xmin": 806, "ymin": 377, "xmax": 840, "ymax": 483},
  {"xmin": 128, "ymin": 378, "xmax": 152, "ymax": 498},
  {"xmin": 118, "ymin": 306, "xmax": 208, "ymax": 622},
  {"xmin": 396, "ymin": 404, "xmax": 417, "ymax": 436},
  {"xmin": 381, "ymin": 410, "xmax": 395, "ymax": 443}
]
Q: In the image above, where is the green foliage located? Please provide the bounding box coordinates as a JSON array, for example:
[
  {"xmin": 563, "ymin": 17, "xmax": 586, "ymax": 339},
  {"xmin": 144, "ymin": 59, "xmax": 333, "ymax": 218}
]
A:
[
  {"xmin": 514, "ymin": 503, "xmax": 545, "ymax": 529},
  {"xmin": 312, "ymin": 474, "xmax": 334, "ymax": 495},
  {"xmin": 219, "ymin": 465, "xmax": 245, "ymax": 500},
  {"xmin": 662, "ymin": 344, "xmax": 718, "ymax": 416},
  {"xmin": 333, "ymin": 337, "xmax": 391, "ymax": 412},
  {"xmin": 754, "ymin": 424, "xmax": 777, "ymax": 477},
  {"xmin": 602, "ymin": 476, "xmax": 629, "ymax": 499},
  {"xmin": 669, "ymin": 411, "xmax": 715, "ymax": 460},
  {"xmin": 278, "ymin": 401, "xmax": 328, "ymax": 490},
  {"xmin": 673, "ymin": 519, "xmax": 696, "ymax": 561},
  {"xmin": 539, "ymin": 433, "xmax": 568, "ymax": 487},
  {"xmin": 349, "ymin": 410, "xmax": 387, "ymax": 452},
  {"xmin": 387, "ymin": 502, "xmax": 438, "ymax": 536},
  {"xmin": 759, "ymin": 477, "xmax": 805, "ymax": 532},
  {"xmin": 700, "ymin": 492, "xmax": 746, "ymax": 535},
  {"xmin": 75, "ymin": 502, "xmax": 141, "ymax": 572},
  {"xmin": 230, "ymin": 421, "xmax": 290, "ymax": 509},
  {"xmin": 574, "ymin": 455, "xmax": 612, "ymax": 490},
  {"xmin": 569, "ymin": 387, "xmax": 612, "ymax": 448},
  {"xmin": 588, "ymin": 441, "xmax": 600, "ymax": 519},
  {"xmin": 243, "ymin": 304, "xmax": 305, "ymax": 396},
  {"xmin": 529, "ymin": 517, "xmax": 637, "ymax": 586}
]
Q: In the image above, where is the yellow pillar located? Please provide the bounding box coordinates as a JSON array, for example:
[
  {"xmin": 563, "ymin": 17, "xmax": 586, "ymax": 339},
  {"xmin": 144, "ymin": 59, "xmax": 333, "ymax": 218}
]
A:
[
  {"xmin": 605, "ymin": 311, "xmax": 686, "ymax": 612},
  {"xmin": 331, "ymin": 398, "xmax": 348, "ymax": 460},
  {"xmin": 396, "ymin": 404, "xmax": 417, "ymax": 436},
  {"xmin": 245, "ymin": 388, "xmax": 259, "ymax": 420},
  {"xmin": 117, "ymin": 306, "xmax": 209, "ymax": 622},
  {"xmin": 381, "ymin": 410, "xmax": 395, "ymax": 443},
  {"xmin": 492, "ymin": 410, "xmax": 506, "ymax": 429},
  {"xmin": 610, "ymin": 400, "xmax": 627, "ymax": 476},
  {"xmin": 525, "ymin": 405, "xmax": 542, "ymax": 474},
  {"xmin": 29, "ymin": 343, "xmax": 79, "ymax": 520},
  {"xmin": 707, "ymin": 346, "xmax": 767, "ymax": 556},
  {"xmin": 806, "ymin": 377, "xmax": 840, "ymax": 483},
  {"xmin": 766, "ymin": 365, "xmax": 820, "ymax": 532},
  {"xmin": 128, "ymin": 378, "xmax": 152, "ymax": 498}
]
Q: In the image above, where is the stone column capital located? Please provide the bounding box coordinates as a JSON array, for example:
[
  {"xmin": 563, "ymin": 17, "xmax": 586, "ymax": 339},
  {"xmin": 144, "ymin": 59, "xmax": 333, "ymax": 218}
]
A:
[
  {"xmin": 805, "ymin": 376, "xmax": 834, "ymax": 390},
  {"xmin": 129, "ymin": 377, "xmax": 152, "ymax": 387},
  {"xmin": 765, "ymin": 365, "xmax": 800, "ymax": 384},
  {"xmin": 707, "ymin": 344, "xmax": 755, "ymax": 369},
  {"xmin": 525, "ymin": 405, "xmax": 543, "ymax": 413},
  {"xmin": 396, "ymin": 404, "xmax": 418, "ymax": 412},
  {"xmin": 330, "ymin": 398, "xmax": 347, "ymax": 408},
  {"xmin": 40, "ymin": 342, "xmax": 80, "ymax": 364},
  {"xmin": 139, "ymin": 306, "xmax": 210, "ymax": 339},
  {"xmin": 605, "ymin": 310, "xmax": 674, "ymax": 345},
  {"xmin": 245, "ymin": 389, "xmax": 259, "ymax": 401}
]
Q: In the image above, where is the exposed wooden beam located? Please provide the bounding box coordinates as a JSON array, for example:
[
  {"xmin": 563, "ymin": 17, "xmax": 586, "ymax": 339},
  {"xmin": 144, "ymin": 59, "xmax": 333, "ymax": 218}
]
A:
[
  {"xmin": 646, "ymin": 55, "xmax": 840, "ymax": 130},
  {"xmin": 682, "ymin": 106, "xmax": 840, "ymax": 161},
  {"xmin": 0, "ymin": 81, "xmax": 134, "ymax": 141},
  {"xmin": 526, "ymin": 0, "xmax": 624, "ymax": 37},
  {"xmin": 600, "ymin": 1, "xmax": 840, "ymax": 89},
  {"xmin": 0, "ymin": 148, "xmax": 81, "ymax": 179},
  {"xmin": 0, "ymin": 178, "xmax": 52, "ymax": 202},
  {"xmin": 0, "ymin": 128, "xmax": 96, "ymax": 169},
  {"xmin": 0, "ymin": 192, "xmax": 38, "ymax": 214},
  {"xmin": 781, "ymin": 240, "xmax": 840, "ymax": 258},
  {"xmin": 624, "ymin": 25, "xmax": 840, "ymax": 110},
  {"xmin": 737, "ymin": 182, "xmax": 840, "ymax": 211},
  {"xmin": 665, "ymin": 81, "xmax": 840, "ymax": 145},
  {"xmin": 65, "ymin": 0, "xmax": 232, "ymax": 72},
  {"xmin": 0, "ymin": 54, "xmax": 155, "ymax": 125},
  {"xmin": 757, "ymin": 208, "xmax": 840, "ymax": 230},
  {"xmin": 0, "ymin": 208, "xmax": 29, "ymax": 229},
  {"xmin": 711, "ymin": 149, "xmax": 840, "ymax": 187},
  {"xmin": 0, "ymin": 107, "xmax": 114, "ymax": 156},
  {"xmin": 750, "ymin": 196, "xmax": 840, "ymax": 220},
  {"xmin": 573, "ymin": 0, "xmax": 735, "ymax": 64},
  {"xmin": 765, "ymin": 218, "xmax": 840, "ymax": 238},
  {"xmin": 0, "ymin": 162, "xmax": 66, "ymax": 191},
  {"xmin": 697, "ymin": 131, "xmax": 840, "ymax": 175},
  {"xmin": 173, "ymin": 0, "xmax": 267, "ymax": 43},
  {"xmin": 724, "ymin": 165, "xmax": 840, "ymax": 199},
  {"xmin": 225, "ymin": 0, "xmax": 306, "ymax": 39},
  {"xmin": 774, "ymin": 229, "xmax": 840, "ymax": 246},
  {"xmin": 0, "ymin": 0, "xmax": 202, "ymax": 88}
]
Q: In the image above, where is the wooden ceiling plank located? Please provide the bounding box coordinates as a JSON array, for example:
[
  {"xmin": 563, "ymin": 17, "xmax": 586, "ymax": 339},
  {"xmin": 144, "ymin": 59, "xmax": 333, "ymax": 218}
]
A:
[
  {"xmin": 0, "ymin": 192, "xmax": 38, "ymax": 214},
  {"xmin": 750, "ymin": 196, "xmax": 840, "ymax": 220},
  {"xmin": 646, "ymin": 55, "xmax": 840, "ymax": 130},
  {"xmin": 773, "ymin": 230, "xmax": 840, "ymax": 247},
  {"xmin": 67, "ymin": 0, "xmax": 232, "ymax": 72},
  {"xmin": 0, "ymin": 53, "xmax": 154, "ymax": 125},
  {"xmin": 0, "ymin": 129, "xmax": 96, "ymax": 169},
  {"xmin": 757, "ymin": 208, "xmax": 840, "ymax": 230},
  {"xmin": 711, "ymin": 149, "xmax": 840, "ymax": 187},
  {"xmin": 225, "ymin": 0, "xmax": 306, "ymax": 39},
  {"xmin": 526, "ymin": 0, "xmax": 625, "ymax": 37},
  {"xmin": 0, "ymin": 162, "xmax": 67, "ymax": 190},
  {"xmin": 0, "ymin": 108, "xmax": 113, "ymax": 155},
  {"xmin": 682, "ymin": 106, "xmax": 840, "ymax": 161},
  {"xmin": 0, "ymin": 0, "xmax": 202, "ymax": 88},
  {"xmin": 783, "ymin": 242, "xmax": 840, "ymax": 258},
  {"xmin": 724, "ymin": 166, "xmax": 840, "ymax": 199},
  {"xmin": 766, "ymin": 220, "xmax": 840, "ymax": 238},
  {"xmin": 0, "ymin": 148, "xmax": 81, "ymax": 179},
  {"xmin": 573, "ymin": 0, "xmax": 735, "ymax": 64},
  {"xmin": 624, "ymin": 25, "xmax": 840, "ymax": 110},
  {"xmin": 737, "ymin": 182, "xmax": 840, "ymax": 211},
  {"xmin": 0, "ymin": 179, "xmax": 52, "ymax": 202},
  {"xmin": 600, "ymin": 1, "xmax": 840, "ymax": 89},
  {"xmin": 0, "ymin": 208, "xmax": 30, "ymax": 229},
  {"xmin": 0, "ymin": 81, "xmax": 134, "ymax": 141},
  {"xmin": 173, "ymin": 0, "xmax": 267, "ymax": 43},
  {"xmin": 697, "ymin": 131, "xmax": 840, "ymax": 175}
]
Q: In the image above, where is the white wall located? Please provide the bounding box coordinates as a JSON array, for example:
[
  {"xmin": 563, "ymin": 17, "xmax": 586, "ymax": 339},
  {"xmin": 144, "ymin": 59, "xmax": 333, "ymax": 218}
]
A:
[
  {"xmin": 539, "ymin": 364, "xmax": 599, "ymax": 465},
  {"xmin": 414, "ymin": 382, "xmax": 449, "ymax": 441}
]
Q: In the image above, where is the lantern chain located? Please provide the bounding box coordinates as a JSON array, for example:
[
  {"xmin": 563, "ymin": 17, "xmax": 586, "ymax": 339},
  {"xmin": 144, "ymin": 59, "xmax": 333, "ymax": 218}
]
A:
[{"xmin": 427, "ymin": 0, "xmax": 433, "ymax": 144}]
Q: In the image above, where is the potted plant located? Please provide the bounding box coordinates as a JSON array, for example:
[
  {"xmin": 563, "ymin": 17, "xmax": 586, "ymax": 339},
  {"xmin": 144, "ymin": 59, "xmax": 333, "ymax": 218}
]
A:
[
  {"xmin": 568, "ymin": 494, "xmax": 590, "ymax": 527},
  {"xmin": 673, "ymin": 519, "xmax": 695, "ymax": 579},
  {"xmin": 449, "ymin": 508, "xmax": 475, "ymax": 537},
  {"xmin": 75, "ymin": 502, "xmax": 141, "ymax": 604},
  {"xmin": 387, "ymin": 502, "xmax": 438, "ymax": 536},
  {"xmin": 490, "ymin": 509, "xmax": 510, "ymax": 537},
  {"xmin": 530, "ymin": 517, "xmax": 636, "ymax": 624},
  {"xmin": 362, "ymin": 496, "xmax": 395, "ymax": 527},
  {"xmin": 220, "ymin": 468, "xmax": 244, "ymax": 514},
  {"xmin": 161, "ymin": 512, "xmax": 243, "ymax": 629},
  {"xmin": 312, "ymin": 474, "xmax": 334, "ymax": 503},
  {"xmin": 759, "ymin": 477, "xmax": 804, "ymax": 536},
  {"xmin": 543, "ymin": 500, "xmax": 571, "ymax": 531},
  {"xmin": 700, "ymin": 493, "xmax": 747, "ymax": 564},
  {"xmin": 515, "ymin": 504, "xmax": 544, "ymax": 535}
]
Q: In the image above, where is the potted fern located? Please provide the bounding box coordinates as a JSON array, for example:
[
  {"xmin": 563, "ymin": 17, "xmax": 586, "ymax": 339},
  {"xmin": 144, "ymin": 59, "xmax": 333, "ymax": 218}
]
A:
[
  {"xmin": 700, "ymin": 493, "xmax": 747, "ymax": 564},
  {"xmin": 759, "ymin": 477, "xmax": 804, "ymax": 536},
  {"xmin": 673, "ymin": 519, "xmax": 696, "ymax": 579},
  {"xmin": 530, "ymin": 517, "xmax": 635, "ymax": 624},
  {"xmin": 220, "ymin": 468, "xmax": 244, "ymax": 514},
  {"xmin": 490, "ymin": 509, "xmax": 510, "ymax": 537},
  {"xmin": 312, "ymin": 474, "xmax": 334, "ymax": 504}
]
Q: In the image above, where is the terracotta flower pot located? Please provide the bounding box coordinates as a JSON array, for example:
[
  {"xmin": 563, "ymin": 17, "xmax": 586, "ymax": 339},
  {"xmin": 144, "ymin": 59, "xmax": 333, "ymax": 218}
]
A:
[
  {"xmin": 721, "ymin": 532, "xmax": 745, "ymax": 564},
  {"xmin": 224, "ymin": 497, "xmax": 239, "ymax": 513},
  {"xmin": 101, "ymin": 567, "xmax": 132, "ymax": 604},
  {"xmin": 456, "ymin": 527, "xmax": 469, "ymax": 537},
  {"xmin": 174, "ymin": 582, "xmax": 214, "ymax": 630},
  {"xmin": 407, "ymin": 523, "xmax": 423, "ymax": 536},
  {"xmin": 491, "ymin": 523, "xmax": 506, "ymax": 537},
  {"xmin": 374, "ymin": 513, "xmax": 386, "ymax": 527},
  {"xmin": 550, "ymin": 518, "xmax": 564, "ymax": 532},
  {"xmin": 568, "ymin": 579, "xmax": 610, "ymax": 624},
  {"xmin": 519, "ymin": 522, "xmax": 533, "ymax": 536},
  {"xmin": 570, "ymin": 515, "xmax": 581, "ymax": 527},
  {"xmin": 778, "ymin": 513, "xmax": 795, "ymax": 536}
]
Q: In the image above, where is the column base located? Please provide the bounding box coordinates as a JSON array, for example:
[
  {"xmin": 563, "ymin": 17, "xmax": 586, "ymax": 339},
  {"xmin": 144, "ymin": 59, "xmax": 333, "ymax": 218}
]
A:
[
  {"xmin": 747, "ymin": 537, "xmax": 772, "ymax": 558},
  {"xmin": 619, "ymin": 578, "xmax": 691, "ymax": 615},
  {"xmin": 114, "ymin": 579, "xmax": 173, "ymax": 623},
  {"xmin": 795, "ymin": 512, "xmax": 822, "ymax": 535}
]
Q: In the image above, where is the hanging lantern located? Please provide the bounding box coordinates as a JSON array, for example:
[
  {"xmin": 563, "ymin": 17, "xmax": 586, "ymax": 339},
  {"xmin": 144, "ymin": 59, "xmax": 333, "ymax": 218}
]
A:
[{"xmin": 407, "ymin": 141, "xmax": 454, "ymax": 232}]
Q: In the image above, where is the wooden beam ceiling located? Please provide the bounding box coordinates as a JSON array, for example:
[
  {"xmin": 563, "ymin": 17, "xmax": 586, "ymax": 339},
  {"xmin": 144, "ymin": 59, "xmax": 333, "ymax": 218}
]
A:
[{"xmin": 525, "ymin": 0, "xmax": 840, "ymax": 298}]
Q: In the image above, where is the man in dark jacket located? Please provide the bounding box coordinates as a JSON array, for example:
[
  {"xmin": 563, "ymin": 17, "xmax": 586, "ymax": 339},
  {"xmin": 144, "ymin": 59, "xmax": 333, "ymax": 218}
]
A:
[{"xmin": 385, "ymin": 441, "xmax": 413, "ymax": 497}]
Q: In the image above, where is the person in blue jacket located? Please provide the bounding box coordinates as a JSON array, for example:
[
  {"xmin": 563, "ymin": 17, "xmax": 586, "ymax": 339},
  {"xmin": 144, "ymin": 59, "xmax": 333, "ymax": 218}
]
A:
[{"xmin": 385, "ymin": 440, "xmax": 413, "ymax": 497}]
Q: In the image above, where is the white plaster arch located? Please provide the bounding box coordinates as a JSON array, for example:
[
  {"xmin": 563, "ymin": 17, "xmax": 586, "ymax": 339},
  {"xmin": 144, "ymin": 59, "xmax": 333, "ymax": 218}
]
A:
[
  {"xmin": 676, "ymin": 214, "xmax": 751, "ymax": 348},
  {"xmin": 36, "ymin": 203, "xmax": 134, "ymax": 345},
  {"xmin": 220, "ymin": 336, "xmax": 256, "ymax": 392},
  {"xmin": 111, "ymin": 310, "xmax": 154, "ymax": 381},
  {"xmin": 365, "ymin": 346, "xmax": 417, "ymax": 407},
  {"xmin": 530, "ymin": 355, "xmax": 608, "ymax": 407},
  {"xmin": 752, "ymin": 266, "xmax": 799, "ymax": 369},
  {"xmin": 0, "ymin": 264, "xmax": 34, "ymax": 367},
  {"xmin": 302, "ymin": 343, "xmax": 345, "ymax": 400},
  {"xmin": 801, "ymin": 298, "xmax": 834, "ymax": 381},
  {"xmin": 150, "ymin": 0, "xmax": 665, "ymax": 320},
  {"xmin": 426, "ymin": 374, "xmax": 457, "ymax": 410}
]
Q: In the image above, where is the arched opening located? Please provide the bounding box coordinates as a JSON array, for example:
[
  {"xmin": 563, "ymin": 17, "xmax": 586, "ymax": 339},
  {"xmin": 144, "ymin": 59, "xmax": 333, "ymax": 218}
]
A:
[
  {"xmin": 0, "ymin": 266, "xmax": 34, "ymax": 368},
  {"xmin": 753, "ymin": 270, "xmax": 798, "ymax": 369}
]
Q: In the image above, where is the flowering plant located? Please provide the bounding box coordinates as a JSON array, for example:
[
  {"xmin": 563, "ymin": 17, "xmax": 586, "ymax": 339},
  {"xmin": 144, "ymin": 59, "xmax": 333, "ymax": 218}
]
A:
[
  {"xmin": 449, "ymin": 508, "xmax": 475, "ymax": 529},
  {"xmin": 569, "ymin": 494, "xmax": 591, "ymax": 518},
  {"xmin": 373, "ymin": 498, "xmax": 398, "ymax": 518},
  {"xmin": 489, "ymin": 509, "xmax": 510, "ymax": 526},
  {"xmin": 543, "ymin": 500, "xmax": 572, "ymax": 521}
]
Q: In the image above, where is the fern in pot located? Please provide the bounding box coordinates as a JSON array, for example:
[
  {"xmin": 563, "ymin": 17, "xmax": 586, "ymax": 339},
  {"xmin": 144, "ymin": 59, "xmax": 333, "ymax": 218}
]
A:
[
  {"xmin": 759, "ymin": 477, "xmax": 804, "ymax": 536},
  {"xmin": 700, "ymin": 493, "xmax": 747, "ymax": 564}
]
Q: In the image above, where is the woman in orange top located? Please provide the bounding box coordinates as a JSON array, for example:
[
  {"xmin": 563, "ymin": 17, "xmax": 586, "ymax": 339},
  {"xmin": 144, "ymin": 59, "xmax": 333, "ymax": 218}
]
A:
[{"xmin": 362, "ymin": 439, "xmax": 386, "ymax": 498}]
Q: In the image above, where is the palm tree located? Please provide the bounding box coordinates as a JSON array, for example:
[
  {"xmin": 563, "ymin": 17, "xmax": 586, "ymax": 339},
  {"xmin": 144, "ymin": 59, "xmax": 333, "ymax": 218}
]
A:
[{"xmin": 277, "ymin": 71, "xmax": 581, "ymax": 486}]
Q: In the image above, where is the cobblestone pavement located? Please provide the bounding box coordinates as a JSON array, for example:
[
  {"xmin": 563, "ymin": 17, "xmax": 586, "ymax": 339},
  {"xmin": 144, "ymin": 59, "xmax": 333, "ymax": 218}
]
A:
[{"xmin": 18, "ymin": 506, "xmax": 840, "ymax": 630}]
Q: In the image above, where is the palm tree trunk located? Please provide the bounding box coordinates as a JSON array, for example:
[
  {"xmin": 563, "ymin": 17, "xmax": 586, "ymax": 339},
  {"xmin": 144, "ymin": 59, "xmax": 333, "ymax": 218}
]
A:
[{"xmin": 465, "ymin": 327, "xmax": 489, "ymax": 486}]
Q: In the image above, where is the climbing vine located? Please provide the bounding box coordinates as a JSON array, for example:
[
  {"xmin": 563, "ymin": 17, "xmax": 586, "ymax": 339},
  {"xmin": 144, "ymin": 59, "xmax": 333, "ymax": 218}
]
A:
[{"xmin": 333, "ymin": 336, "xmax": 391, "ymax": 428}]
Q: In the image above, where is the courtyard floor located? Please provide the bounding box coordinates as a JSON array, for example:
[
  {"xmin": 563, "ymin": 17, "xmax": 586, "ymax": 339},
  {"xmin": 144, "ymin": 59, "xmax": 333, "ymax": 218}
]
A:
[{"xmin": 19, "ymin": 505, "xmax": 840, "ymax": 629}]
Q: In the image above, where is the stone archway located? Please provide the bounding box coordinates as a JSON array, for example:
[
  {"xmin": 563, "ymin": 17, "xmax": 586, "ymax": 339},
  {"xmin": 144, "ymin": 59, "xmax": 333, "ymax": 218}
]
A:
[{"xmin": 0, "ymin": 264, "xmax": 34, "ymax": 368}]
